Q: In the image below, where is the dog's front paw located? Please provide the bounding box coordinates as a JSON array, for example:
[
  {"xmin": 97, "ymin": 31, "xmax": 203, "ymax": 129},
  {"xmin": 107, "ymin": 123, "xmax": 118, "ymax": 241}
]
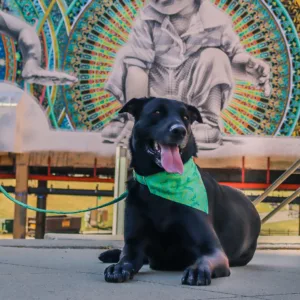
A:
[
  {"xmin": 104, "ymin": 262, "xmax": 135, "ymax": 283},
  {"xmin": 181, "ymin": 264, "xmax": 212, "ymax": 286}
]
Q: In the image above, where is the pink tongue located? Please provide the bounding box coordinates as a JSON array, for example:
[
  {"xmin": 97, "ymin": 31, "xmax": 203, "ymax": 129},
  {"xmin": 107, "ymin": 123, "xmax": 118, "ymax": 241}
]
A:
[{"xmin": 160, "ymin": 144, "xmax": 184, "ymax": 174}]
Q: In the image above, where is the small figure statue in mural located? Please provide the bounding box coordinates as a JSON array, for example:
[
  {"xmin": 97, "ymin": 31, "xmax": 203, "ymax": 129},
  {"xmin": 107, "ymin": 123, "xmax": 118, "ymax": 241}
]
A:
[
  {"xmin": 103, "ymin": 0, "xmax": 271, "ymax": 149},
  {"xmin": 0, "ymin": 9, "xmax": 77, "ymax": 86}
]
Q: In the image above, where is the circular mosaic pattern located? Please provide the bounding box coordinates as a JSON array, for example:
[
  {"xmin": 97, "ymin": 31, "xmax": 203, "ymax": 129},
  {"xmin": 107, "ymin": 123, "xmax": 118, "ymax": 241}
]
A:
[{"xmin": 1, "ymin": 0, "xmax": 299, "ymax": 136}]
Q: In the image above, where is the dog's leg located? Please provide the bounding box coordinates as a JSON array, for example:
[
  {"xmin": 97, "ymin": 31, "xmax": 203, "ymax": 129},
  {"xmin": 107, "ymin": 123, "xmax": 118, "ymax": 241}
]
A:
[
  {"xmin": 104, "ymin": 241, "xmax": 145, "ymax": 283},
  {"xmin": 181, "ymin": 248, "xmax": 230, "ymax": 286},
  {"xmin": 180, "ymin": 216, "xmax": 230, "ymax": 286},
  {"xmin": 104, "ymin": 202, "xmax": 145, "ymax": 283}
]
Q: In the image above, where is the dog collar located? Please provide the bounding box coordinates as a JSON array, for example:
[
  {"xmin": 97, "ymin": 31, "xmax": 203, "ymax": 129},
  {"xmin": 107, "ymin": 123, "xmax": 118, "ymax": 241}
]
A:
[{"xmin": 133, "ymin": 158, "xmax": 208, "ymax": 214}]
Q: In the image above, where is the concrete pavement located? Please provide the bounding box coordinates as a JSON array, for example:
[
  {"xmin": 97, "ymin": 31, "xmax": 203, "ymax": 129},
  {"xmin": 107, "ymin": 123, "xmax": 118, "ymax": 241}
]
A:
[{"xmin": 0, "ymin": 245, "xmax": 300, "ymax": 300}]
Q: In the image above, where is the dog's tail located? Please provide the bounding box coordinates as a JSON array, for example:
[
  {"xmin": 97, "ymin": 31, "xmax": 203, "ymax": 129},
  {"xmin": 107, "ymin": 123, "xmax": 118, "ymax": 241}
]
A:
[
  {"xmin": 99, "ymin": 249, "xmax": 149, "ymax": 264},
  {"xmin": 99, "ymin": 249, "xmax": 121, "ymax": 263}
]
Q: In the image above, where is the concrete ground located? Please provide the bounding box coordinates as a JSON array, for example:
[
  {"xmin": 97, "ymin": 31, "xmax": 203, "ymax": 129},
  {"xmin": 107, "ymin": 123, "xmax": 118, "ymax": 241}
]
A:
[{"xmin": 0, "ymin": 242, "xmax": 300, "ymax": 300}]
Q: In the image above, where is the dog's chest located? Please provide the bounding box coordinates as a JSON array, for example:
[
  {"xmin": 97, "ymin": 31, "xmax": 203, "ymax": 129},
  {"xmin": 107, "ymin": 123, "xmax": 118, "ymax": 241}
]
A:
[
  {"xmin": 143, "ymin": 200, "xmax": 199, "ymax": 264},
  {"xmin": 142, "ymin": 192, "xmax": 194, "ymax": 237},
  {"xmin": 144, "ymin": 194, "xmax": 178, "ymax": 231},
  {"xmin": 133, "ymin": 182, "xmax": 205, "ymax": 243}
]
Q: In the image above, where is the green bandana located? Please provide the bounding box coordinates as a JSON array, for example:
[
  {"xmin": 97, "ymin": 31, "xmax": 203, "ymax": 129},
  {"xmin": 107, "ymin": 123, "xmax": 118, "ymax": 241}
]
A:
[{"xmin": 133, "ymin": 158, "xmax": 208, "ymax": 214}]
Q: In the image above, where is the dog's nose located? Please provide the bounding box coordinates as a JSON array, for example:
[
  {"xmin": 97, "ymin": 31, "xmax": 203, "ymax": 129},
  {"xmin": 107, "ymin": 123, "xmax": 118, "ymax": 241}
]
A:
[{"xmin": 170, "ymin": 124, "xmax": 187, "ymax": 138}]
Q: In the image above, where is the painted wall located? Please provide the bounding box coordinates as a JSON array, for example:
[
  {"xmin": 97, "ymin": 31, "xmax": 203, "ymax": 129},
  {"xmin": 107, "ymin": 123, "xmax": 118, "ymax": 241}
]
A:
[{"xmin": 0, "ymin": 0, "xmax": 299, "ymax": 138}]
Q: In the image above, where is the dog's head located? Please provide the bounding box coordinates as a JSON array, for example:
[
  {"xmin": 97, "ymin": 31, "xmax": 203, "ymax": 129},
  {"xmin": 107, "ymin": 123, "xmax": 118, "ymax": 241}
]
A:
[{"xmin": 119, "ymin": 97, "xmax": 202, "ymax": 176}]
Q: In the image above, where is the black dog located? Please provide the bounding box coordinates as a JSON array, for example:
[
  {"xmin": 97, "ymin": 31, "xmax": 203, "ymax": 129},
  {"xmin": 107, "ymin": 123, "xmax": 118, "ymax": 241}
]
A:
[{"xmin": 100, "ymin": 97, "xmax": 261, "ymax": 286}]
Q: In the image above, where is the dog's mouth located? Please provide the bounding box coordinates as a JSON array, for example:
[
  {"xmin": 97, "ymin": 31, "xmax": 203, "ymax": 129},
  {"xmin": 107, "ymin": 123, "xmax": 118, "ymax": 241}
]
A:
[{"xmin": 146, "ymin": 141, "xmax": 184, "ymax": 174}]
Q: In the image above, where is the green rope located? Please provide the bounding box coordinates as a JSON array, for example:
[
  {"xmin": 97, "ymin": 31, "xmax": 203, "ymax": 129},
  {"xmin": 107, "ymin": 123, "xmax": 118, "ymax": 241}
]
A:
[{"xmin": 0, "ymin": 185, "xmax": 128, "ymax": 215}]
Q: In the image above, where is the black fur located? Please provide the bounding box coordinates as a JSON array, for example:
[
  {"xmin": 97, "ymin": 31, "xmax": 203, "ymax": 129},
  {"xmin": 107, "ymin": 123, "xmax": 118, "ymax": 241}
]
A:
[{"xmin": 101, "ymin": 98, "xmax": 261, "ymax": 285}]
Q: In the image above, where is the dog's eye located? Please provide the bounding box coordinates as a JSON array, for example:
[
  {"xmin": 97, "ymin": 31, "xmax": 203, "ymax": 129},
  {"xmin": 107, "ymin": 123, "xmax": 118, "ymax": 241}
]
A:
[
  {"xmin": 183, "ymin": 115, "xmax": 189, "ymax": 121},
  {"xmin": 153, "ymin": 110, "xmax": 160, "ymax": 115}
]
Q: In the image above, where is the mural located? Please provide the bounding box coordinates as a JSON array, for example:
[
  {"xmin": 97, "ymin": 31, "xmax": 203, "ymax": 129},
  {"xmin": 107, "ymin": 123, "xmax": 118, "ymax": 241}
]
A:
[{"xmin": 0, "ymin": 0, "xmax": 299, "ymax": 144}]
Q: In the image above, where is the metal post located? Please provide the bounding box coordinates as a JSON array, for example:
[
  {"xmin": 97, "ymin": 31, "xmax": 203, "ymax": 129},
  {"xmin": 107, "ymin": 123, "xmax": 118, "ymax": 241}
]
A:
[
  {"xmin": 241, "ymin": 156, "xmax": 245, "ymax": 183},
  {"xmin": 35, "ymin": 181, "xmax": 47, "ymax": 239},
  {"xmin": 13, "ymin": 154, "xmax": 29, "ymax": 239},
  {"xmin": 266, "ymin": 157, "xmax": 271, "ymax": 184},
  {"xmin": 299, "ymin": 204, "xmax": 300, "ymax": 236},
  {"xmin": 253, "ymin": 159, "xmax": 300, "ymax": 206},
  {"xmin": 261, "ymin": 188, "xmax": 300, "ymax": 224},
  {"xmin": 112, "ymin": 145, "xmax": 128, "ymax": 236}
]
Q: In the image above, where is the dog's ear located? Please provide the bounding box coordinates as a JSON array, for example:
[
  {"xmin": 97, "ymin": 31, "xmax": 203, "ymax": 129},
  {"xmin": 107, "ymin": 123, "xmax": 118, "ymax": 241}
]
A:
[
  {"xmin": 119, "ymin": 98, "xmax": 151, "ymax": 120},
  {"xmin": 186, "ymin": 104, "xmax": 203, "ymax": 124}
]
